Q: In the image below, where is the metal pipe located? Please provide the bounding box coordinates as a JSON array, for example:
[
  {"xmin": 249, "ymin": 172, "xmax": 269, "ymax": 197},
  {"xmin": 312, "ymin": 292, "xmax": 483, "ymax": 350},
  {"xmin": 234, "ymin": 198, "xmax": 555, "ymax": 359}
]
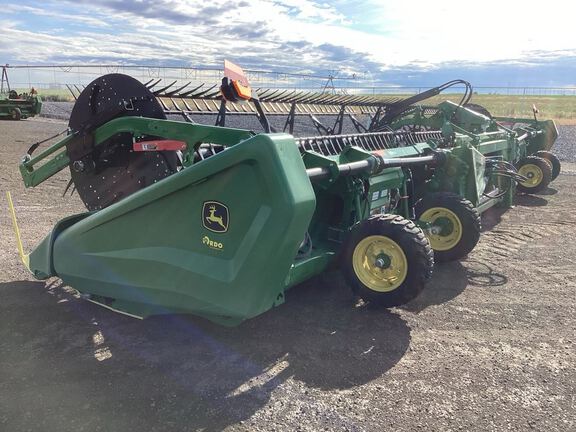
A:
[
  {"xmin": 374, "ymin": 154, "xmax": 441, "ymax": 168},
  {"xmin": 306, "ymin": 153, "xmax": 443, "ymax": 181}
]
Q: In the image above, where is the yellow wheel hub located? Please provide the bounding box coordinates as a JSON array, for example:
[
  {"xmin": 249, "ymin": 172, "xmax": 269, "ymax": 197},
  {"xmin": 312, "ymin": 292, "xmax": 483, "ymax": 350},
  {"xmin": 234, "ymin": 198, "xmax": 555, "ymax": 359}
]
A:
[
  {"xmin": 419, "ymin": 207, "xmax": 462, "ymax": 251},
  {"xmin": 352, "ymin": 235, "xmax": 408, "ymax": 292},
  {"xmin": 518, "ymin": 163, "xmax": 543, "ymax": 188}
]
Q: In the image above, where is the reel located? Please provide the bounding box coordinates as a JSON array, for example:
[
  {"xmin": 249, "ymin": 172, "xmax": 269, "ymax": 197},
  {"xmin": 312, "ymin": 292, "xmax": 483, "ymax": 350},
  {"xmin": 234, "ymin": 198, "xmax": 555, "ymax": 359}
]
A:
[{"xmin": 67, "ymin": 74, "xmax": 178, "ymax": 210}]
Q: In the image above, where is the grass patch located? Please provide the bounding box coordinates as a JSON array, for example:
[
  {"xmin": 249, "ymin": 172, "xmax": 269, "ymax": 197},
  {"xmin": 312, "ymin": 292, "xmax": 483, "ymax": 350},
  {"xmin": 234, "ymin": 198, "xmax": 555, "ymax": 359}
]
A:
[{"xmin": 384, "ymin": 94, "xmax": 576, "ymax": 124}]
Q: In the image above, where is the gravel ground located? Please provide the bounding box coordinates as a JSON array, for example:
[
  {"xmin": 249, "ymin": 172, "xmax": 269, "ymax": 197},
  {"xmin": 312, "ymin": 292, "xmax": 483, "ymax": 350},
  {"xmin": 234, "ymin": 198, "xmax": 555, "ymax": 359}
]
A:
[
  {"xmin": 553, "ymin": 125, "xmax": 576, "ymax": 162},
  {"xmin": 1, "ymin": 118, "xmax": 575, "ymax": 432},
  {"xmin": 39, "ymin": 102, "xmax": 576, "ymax": 162}
]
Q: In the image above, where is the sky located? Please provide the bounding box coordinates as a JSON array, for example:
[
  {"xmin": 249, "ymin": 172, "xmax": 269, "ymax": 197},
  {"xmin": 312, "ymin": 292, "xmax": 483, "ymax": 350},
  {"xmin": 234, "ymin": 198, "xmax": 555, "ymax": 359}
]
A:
[{"xmin": 1, "ymin": 0, "xmax": 576, "ymax": 87}]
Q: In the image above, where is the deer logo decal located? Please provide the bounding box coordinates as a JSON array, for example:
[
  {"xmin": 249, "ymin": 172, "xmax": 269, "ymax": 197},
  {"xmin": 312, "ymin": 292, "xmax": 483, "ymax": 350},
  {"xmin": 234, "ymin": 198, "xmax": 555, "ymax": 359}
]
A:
[{"xmin": 202, "ymin": 201, "xmax": 229, "ymax": 233}]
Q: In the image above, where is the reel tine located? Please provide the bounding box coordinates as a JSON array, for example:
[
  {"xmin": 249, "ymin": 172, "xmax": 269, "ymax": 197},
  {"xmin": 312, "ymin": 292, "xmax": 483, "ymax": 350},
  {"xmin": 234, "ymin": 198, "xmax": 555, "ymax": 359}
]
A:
[
  {"xmin": 259, "ymin": 89, "xmax": 284, "ymax": 100},
  {"xmin": 178, "ymin": 83, "xmax": 207, "ymax": 97},
  {"xmin": 147, "ymin": 79, "xmax": 163, "ymax": 90},
  {"xmin": 152, "ymin": 80, "xmax": 178, "ymax": 96},
  {"xmin": 164, "ymin": 82, "xmax": 191, "ymax": 97},
  {"xmin": 191, "ymin": 84, "xmax": 218, "ymax": 98}
]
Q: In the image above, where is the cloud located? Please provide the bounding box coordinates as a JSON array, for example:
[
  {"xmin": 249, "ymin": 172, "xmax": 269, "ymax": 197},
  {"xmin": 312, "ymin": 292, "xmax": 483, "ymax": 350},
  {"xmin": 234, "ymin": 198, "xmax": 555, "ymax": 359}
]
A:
[
  {"xmin": 3, "ymin": 4, "xmax": 109, "ymax": 27},
  {"xmin": 1, "ymin": 0, "xmax": 575, "ymax": 88},
  {"xmin": 65, "ymin": 0, "xmax": 223, "ymax": 25}
]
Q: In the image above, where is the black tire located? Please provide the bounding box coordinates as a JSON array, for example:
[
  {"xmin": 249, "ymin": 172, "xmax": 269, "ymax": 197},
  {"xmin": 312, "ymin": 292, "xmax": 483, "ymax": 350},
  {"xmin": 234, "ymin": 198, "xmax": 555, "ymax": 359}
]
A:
[
  {"xmin": 342, "ymin": 214, "xmax": 433, "ymax": 307},
  {"xmin": 534, "ymin": 151, "xmax": 561, "ymax": 181},
  {"xmin": 516, "ymin": 156, "xmax": 552, "ymax": 194},
  {"xmin": 10, "ymin": 108, "xmax": 21, "ymax": 121},
  {"xmin": 416, "ymin": 192, "xmax": 481, "ymax": 262},
  {"xmin": 464, "ymin": 103, "xmax": 492, "ymax": 119}
]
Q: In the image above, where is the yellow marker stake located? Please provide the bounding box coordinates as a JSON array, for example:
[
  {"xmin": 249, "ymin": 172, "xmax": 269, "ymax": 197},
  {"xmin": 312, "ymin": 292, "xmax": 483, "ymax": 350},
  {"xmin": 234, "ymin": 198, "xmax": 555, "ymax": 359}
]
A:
[{"xmin": 6, "ymin": 191, "xmax": 30, "ymax": 270}]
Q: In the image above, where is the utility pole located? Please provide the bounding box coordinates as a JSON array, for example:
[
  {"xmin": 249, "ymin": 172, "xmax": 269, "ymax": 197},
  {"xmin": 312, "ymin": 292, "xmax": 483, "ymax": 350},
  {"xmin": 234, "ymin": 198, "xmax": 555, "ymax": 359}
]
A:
[{"xmin": 1, "ymin": 65, "xmax": 10, "ymax": 94}]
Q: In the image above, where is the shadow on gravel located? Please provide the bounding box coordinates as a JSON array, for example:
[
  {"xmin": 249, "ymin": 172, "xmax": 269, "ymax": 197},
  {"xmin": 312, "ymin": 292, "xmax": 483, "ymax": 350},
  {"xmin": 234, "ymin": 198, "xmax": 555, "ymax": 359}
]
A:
[
  {"xmin": 480, "ymin": 206, "xmax": 507, "ymax": 232},
  {"xmin": 0, "ymin": 275, "xmax": 410, "ymax": 432},
  {"xmin": 535, "ymin": 187, "xmax": 558, "ymax": 196},
  {"xmin": 402, "ymin": 261, "xmax": 468, "ymax": 313},
  {"xmin": 481, "ymin": 189, "xmax": 556, "ymax": 230},
  {"xmin": 515, "ymin": 194, "xmax": 548, "ymax": 207},
  {"xmin": 403, "ymin": 259, "xmax": 507, "ymax": 313},
  {"xmin": 463, "ymin": 259, "xmax": 508, "ymax": 287}
]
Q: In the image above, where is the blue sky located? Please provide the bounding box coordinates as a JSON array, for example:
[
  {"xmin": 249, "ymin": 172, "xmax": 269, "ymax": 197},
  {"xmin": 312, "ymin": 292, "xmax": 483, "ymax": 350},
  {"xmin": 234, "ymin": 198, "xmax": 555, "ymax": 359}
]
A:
[{"xmin": 1, "ymin": 0, "xmax": 576, "ymax": 87}]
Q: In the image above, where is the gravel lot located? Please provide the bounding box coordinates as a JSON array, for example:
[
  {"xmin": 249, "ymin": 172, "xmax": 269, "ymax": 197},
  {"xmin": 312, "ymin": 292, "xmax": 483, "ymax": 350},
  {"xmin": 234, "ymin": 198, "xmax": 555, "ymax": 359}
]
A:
[
  {"xmin": 551, "ymin": 125, "xmax": 576, "ymax": 162},
  {"xmin": 1, "ymin": 118, "xmax": 575, "ymax": 432}
]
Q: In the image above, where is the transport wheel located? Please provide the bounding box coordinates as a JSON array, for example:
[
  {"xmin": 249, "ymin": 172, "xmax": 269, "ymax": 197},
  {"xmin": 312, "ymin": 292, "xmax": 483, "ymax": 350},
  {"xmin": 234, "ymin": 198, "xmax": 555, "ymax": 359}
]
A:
[
  {"xmin": 416, "ymin": 192, "xmax": 481, "ymax": 262},
  {"xmin": 343, "ymin": 214, "xmax": 433, "ymax": 307},
  {"xmin": 516, "ymin": 156, "xmax": 552, "ymax": 193},
  {"xmin": 534, "ymin": 151, "xmax": 561, "ymax": 181},
  {"xmin": 10, "ymin": 108, "xmax": 21, "ymax": 121}
]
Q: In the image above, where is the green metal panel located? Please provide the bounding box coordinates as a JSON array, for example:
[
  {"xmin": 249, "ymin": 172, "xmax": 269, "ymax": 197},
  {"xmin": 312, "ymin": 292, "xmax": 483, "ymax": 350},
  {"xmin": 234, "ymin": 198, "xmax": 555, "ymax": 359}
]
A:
[
  {"xmin": 368, "ymin": 170, "xmax": 404, "ymax": 211},
  {"xmin": 285, "ymin": 251, "xmax": 334, "ymax": 289},
  {"xmin": 28, "ymin": 212, "xmax": 91, "ymax": 279},
  {"xmin": 462, "ymin": 146, "xmax": 487, "ymax": 206},
  {"xmin": 20, "ymin": 117, "xmax": 256, "ymax": 187},
  {"xmin": 475, "ymin": 139, "xmax": 511, "ymax": 155},
  {"xmin": 438, "ymin": 101, "xmax": 492, "ymax": 134},
  {"xmin": 31, "ymin": 133, "xmax": 316, "ymax": 325}
]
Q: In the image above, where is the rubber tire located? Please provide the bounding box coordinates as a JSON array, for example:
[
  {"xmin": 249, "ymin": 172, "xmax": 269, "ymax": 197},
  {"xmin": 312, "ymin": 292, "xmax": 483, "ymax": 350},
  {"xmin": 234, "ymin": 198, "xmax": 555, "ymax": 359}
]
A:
[
  {"xmin": 342, "ymin": 214, "xmax": 433, "ymax": 307},
  {"xmin": 10, "ymin": 108, "xmax": 21, "ymax": 121},
  {"xmin": 516, "ymin": 156, "xmax": 552, "ymax": 194},
  {"xmin": 534, "ymin": 151, "xmax": 561, "ymax": 181},
  {"xmin": 416, "ymin": 192, "xmax": 481, "ymax": 263}
]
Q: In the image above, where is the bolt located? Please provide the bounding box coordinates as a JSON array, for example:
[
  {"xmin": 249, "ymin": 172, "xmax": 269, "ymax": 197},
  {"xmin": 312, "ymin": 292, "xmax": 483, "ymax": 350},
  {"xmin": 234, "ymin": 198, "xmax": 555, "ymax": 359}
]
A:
[{"xmin": 72, "ymin": 160, "xmax": 85, "ymax": 172}]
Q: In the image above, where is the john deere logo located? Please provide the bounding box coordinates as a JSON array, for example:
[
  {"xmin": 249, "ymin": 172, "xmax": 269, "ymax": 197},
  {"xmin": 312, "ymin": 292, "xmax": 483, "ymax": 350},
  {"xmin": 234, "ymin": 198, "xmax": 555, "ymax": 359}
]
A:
[{"xmin": 203, "ymin": 201, "xmax": 229, "ymax": 233}]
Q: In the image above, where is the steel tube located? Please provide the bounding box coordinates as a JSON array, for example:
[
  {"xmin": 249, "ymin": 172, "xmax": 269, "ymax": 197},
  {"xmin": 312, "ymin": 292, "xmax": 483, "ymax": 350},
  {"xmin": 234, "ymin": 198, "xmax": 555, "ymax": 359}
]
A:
[{"xmin": 306, "ymin": 153, "xmax": 443, "ymax": 181}]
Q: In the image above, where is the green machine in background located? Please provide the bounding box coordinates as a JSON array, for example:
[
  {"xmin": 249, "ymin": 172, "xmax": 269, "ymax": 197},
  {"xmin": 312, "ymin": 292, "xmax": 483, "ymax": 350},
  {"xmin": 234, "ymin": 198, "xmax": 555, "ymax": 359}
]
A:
[
  {"xmin": 384, "ymin": 99, "xmax": 560, "ymax": 198},
  {"xmin": 0, "ymin": 90, "xmax": 42, "ymax": 120},
  {"xmin": 1, "ymin": 65, "xmax": 41, "ymax": 120},
  {"xmin": 12, "ymin": 66, "xmax": 560, "ymax": 325}
]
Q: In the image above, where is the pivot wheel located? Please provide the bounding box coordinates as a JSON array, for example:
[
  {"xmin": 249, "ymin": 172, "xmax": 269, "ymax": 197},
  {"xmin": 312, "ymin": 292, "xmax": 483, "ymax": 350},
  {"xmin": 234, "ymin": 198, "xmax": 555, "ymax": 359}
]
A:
[
  {"xmin": 534, "ymin": 151, "xmax": 561, "ymax": 181},
  {"xmin": 416, "ymin": 192, "xmax": 480, "ymax": 262},
  {"xmin": 516, "ymin": 156, "xmax": 552, "ymax": 194},
  {"xmin": 342, "ymin": 214, "xmax": 433, "ymax": 306}
]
